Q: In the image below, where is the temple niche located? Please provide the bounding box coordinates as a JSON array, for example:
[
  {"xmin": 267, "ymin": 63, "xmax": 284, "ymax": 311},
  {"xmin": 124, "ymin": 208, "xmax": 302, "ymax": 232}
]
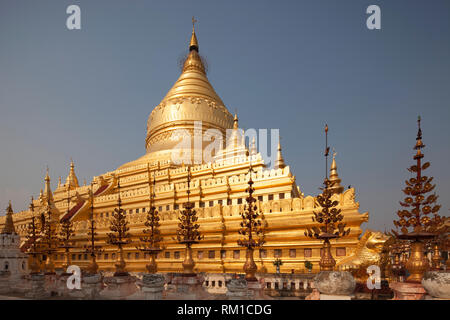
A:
[{"xmin": 0, "ymin": 24, "xmax": 369, "ymax": 275}]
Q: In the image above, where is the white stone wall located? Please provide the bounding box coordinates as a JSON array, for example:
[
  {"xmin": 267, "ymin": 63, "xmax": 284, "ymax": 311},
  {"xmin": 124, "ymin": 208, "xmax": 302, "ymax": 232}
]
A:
[{"xmin": 0, "ymin": 233, "xmax": 28, "ymax": 280}]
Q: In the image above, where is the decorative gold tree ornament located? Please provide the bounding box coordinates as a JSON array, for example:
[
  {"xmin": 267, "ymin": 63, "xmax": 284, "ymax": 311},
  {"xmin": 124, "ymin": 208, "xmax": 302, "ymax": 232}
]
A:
[
  {"xmin": 41, "ymin": 198, "xmax": 59, "ymax": 274},
  {"xmin": 40, "ymin": 168, "xmax": 59, "ymax": 274},
  {"xmin": 237, "ymin": 155, "xmax": 265, "ymax": 281},
  {"xmin": 84, "ymin": 184, "xmax": 103, "ymax": 274},
  {"xmin": 305, "ymin": 124, "xmax": 350, "ymax": 271},
  {"xmin": 136, "ymin": 167, "xmax": 163, "ymax": 273},
  {"xmin": 392, "ymin": 116, "xmax": 441, "ymax": 282},
  {"xmin": 26, "ymin": 196, "xmax": 41, "ymax": 274},
  {"xmin": 107, "ymin": 179, "xmax": 132, "ymax": 276},
  {"xmin": 176, "ymin": 166, "xmax": 203, "ymax": 274},
  {"xmin": 58, "ymin": 188, "xmax": 75, "ymax": 270}
]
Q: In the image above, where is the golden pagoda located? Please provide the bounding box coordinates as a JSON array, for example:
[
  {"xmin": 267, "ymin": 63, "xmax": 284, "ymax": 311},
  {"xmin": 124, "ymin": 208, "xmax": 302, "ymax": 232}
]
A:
[{"xmin": 1, "ymin": 22, "xmax": 369, "ymax": 274}]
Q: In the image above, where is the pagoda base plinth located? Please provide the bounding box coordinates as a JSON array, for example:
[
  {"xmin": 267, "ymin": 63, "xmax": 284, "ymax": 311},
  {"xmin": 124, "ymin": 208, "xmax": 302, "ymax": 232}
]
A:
[
  {"xmin": 131, "ymin": 274, "xmax": 165, "ymax": 300},
  {"xmin": 247, "ymin": 279, "xmax": 267, "ymax": 300},
  {"xmin": 56, "ymin": 273, "xmax": 73, "ymax": 297},
  {"xmin": 314, "ymin": 271, "xmax": 356, "ymax": 296},
  {"xmin": 226, "ymin": 279, "xmax": 250, "ymax": 300},
  {"xmin": 25, "ymin": 274, "xmax": 50, "ymax": 299},
  {"xmin": 166, "ymin": 273, "xmax": 207, "ymax": 300},
  {"xmin": 67, "ymin": 273, "xmax": 103, "ymax": 300},
  {"xmin": 100, "ymin": 275, "xmax": 137, "ymax": 300},
  {"xmin": 389, "ymin": 281, "xmax": 426, "ymax": 300}
]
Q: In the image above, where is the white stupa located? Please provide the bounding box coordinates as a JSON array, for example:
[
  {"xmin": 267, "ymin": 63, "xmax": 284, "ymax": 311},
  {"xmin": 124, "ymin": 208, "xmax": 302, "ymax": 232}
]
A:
[{"xmin": 0, "ymin": 201, "xmax": 28, "ymax": 291}]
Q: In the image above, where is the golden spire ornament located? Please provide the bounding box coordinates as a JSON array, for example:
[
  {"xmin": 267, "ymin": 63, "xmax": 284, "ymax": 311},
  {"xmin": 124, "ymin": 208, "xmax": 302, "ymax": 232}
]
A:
[
  {"xmin": 237, "ymin": 152, "xmax": 265, "ymax": 281},
  {"xmin": 190, "ymin": 16, "xmax": 199, "ymax": 51},
  {"xmin": 136, "ymin": 166, "xmax": 164, "ymax": 273},
  {"xmin": 275, "ymin": 138, "xmax": 286, "ymax": 170},
  {"xmin": 328, "ymin": 149, "xmax": 344, "ymax": 194},
  {"xmin": 176, "ymin": 166, "xmax": 203, "ymax": 274},
  {"xmin": 392, "ymin": 116, "xmax": 440, "ymax": 282},
  {"xmin": 84, "ymin": 183, "xmax": 103, "ymax": 274},
  {"xmin": 304, "ymin": 124, "xmax": 350, "ymax": 271},
  {"xmin": 107, "ymin": 178, "xmax": 132, "ymax": 276}
]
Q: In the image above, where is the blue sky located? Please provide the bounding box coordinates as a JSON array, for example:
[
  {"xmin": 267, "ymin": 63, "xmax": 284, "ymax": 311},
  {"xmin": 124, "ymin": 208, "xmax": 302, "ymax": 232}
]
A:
[{"xmin": 0, "ymin": 0, "xmax": 449, "ymax": 231}]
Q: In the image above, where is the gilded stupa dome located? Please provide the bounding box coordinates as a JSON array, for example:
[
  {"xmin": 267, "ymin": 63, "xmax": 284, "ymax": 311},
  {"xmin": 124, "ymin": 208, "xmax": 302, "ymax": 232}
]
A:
[
  {"xmin": 118, "ymin": 22, "xmax": 234, "ymax": 169},
  {"xmin": 144, "ymin": 24, "xmax": 234, "ymax": 161}
]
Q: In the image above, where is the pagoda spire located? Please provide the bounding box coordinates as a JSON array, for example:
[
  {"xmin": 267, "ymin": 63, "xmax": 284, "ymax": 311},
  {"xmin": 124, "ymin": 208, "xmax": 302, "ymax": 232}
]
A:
[
  {"xmin": 65, "ymin": 159, "xmax": 79, "ymax": 190},
  {"xmin": 329, "ymin": 149, "xmax": 344, "ymax": 194},
  {"xmin": 44, "ymin": 167, "xmax": 53, "ymax": 202},
  {"xmin": 189, "ymin": 16, "xmax": 199, "ymax": 52},
  {"xmin": 2, "ymin": 201, "xmax": 16, "ymax": 234},
  {"xmin": 233, "ymin": 113, "xmax": 238, "ymax": 129},
  {"xmin": 275, "ymin": 138, "xmax": 286, "ymax": 169}
]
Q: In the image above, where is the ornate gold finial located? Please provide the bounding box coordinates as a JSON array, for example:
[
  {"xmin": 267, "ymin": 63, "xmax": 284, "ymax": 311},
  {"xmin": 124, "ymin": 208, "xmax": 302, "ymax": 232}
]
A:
[
  {"xmin": 329, "ymin": 148, "xmax": 344, "ymax": 194},
  {"xmin": 324, "ymin": 124, "xmax": 330, "ymax": 181},
  {"xmin": 43, "ymin": 167, "xmax": 53, "ymax": 202},
  {"xmin": 233, "ymin": 113, "xmax": 238, "ymax": 129},
  {"xmin": 190, "ymin": 16, "xmax": 199, "ymax": 52},
  {"xmin": 2, "ymin": 200, "xmax": 16, "ymax": 234},
  {"xmin": 45, "ymin": 166, "xmax": 50, "ymax": 181},
  {"xmin": 414, "ymin": 115, "xmax": 425, "ymax": 158},
  {"xmin": 275, "ymin": 137, "xmax": 286, "ymax": 169},
  {"xmin": 65, "ymin": 159, "xmax": 79, "ymax": 189}
]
